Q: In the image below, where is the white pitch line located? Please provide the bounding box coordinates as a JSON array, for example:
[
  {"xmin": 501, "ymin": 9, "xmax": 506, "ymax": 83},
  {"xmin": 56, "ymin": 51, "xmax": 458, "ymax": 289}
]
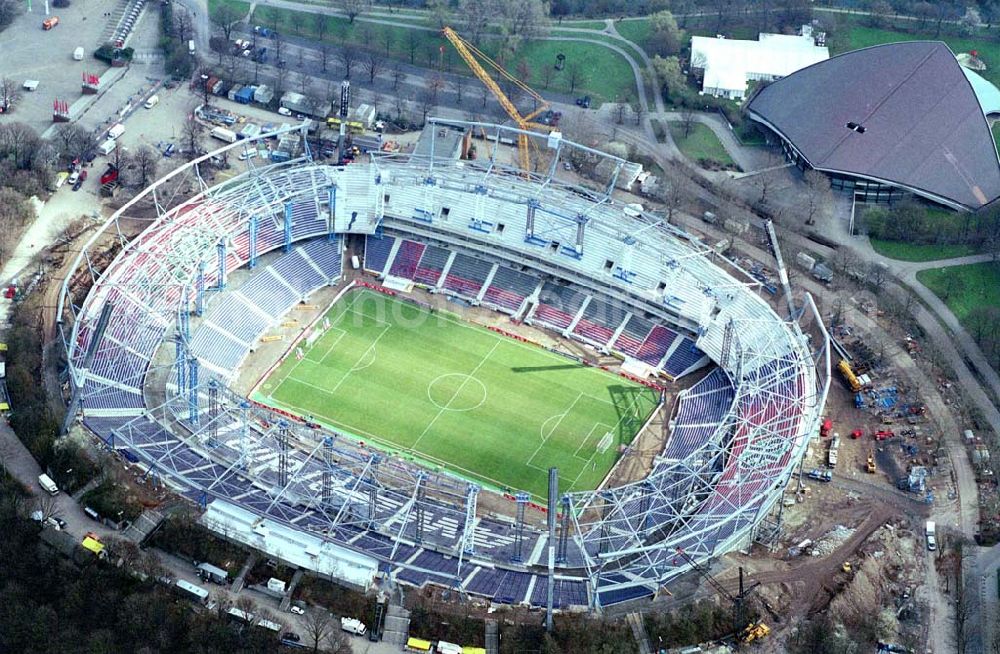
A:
[{"xmin": 410, "ymin": 340, "xmax": 500, "ymax": 451}]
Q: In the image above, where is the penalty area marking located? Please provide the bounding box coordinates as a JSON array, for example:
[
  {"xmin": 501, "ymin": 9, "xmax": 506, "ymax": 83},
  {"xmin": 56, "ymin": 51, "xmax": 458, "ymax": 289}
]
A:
[{"xmin": 572, "ymin": 422, "xmax": 615, "ymax": 461}]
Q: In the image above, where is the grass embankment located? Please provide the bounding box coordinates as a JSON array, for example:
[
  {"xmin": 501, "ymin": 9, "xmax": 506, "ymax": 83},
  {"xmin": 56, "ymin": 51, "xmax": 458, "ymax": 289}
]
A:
[{"xmin": 668, "ymin": 122, "xmax": 737, "ymax": 169}]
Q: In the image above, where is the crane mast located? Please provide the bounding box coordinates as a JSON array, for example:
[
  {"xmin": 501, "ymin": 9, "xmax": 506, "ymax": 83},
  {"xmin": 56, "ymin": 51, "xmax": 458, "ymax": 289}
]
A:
[{"xmin": 442, "ymin": 26, "xmax": 552, "ymax": 173}]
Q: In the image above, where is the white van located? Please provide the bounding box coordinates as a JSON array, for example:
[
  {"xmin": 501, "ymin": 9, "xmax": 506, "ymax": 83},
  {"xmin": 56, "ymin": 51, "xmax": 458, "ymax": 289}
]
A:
[
  {"xmin": 98, "ymin": 139, "xmax": 116, "ymax": 156},
  {"xmin": 38, "ymin": 473, "xmax": 59, "ymax": 496},
  {"xmin": 340, "ymin": 617, "xmax": 366, "ymax": 636},
  {"xmin": 188, "ymin": 39, "xmax": 196, "ymax": 55},
  {"xmin": 107, "ymin": 123, "xmax": 125, "ymax": 140},
  {"xmin": 73, "ymin": 46, "xmax": 84, "ymax": 61},
  {"xmin": 144, "ymin": 95, "xmax": 159, "ymax": 109},
  {"xmin": 350, "ymin": 255, "xmax": 360, "ymax": 270},
  {"xmin": 434, "ymin": 642, "xmax": 463, "ymax": 654}
]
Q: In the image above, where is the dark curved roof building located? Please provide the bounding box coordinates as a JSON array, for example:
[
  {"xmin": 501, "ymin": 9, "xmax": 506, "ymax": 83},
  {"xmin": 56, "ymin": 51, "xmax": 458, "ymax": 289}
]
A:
[{"xmin": 747, "ymin": 41, "xmax": 1000, "ymax": 211}]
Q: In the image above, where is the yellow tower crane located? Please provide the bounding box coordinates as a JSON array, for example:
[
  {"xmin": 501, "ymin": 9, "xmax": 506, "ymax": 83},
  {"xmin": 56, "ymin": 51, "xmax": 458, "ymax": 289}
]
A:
[{"xmin": 442, "ymin": 26, "xmax": 553, "ymax": 173}]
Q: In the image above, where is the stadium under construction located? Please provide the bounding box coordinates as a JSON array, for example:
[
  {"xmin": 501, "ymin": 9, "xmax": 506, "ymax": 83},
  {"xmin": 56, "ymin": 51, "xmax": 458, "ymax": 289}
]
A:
[{"xmin": 58, "ymin": 120, "xmax": 830, "ymax": 613}]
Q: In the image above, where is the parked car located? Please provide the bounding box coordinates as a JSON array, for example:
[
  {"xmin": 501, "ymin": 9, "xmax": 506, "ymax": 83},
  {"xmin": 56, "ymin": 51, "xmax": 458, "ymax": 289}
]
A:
[
  {"xmin": 289, "ymin": 605, "xmax": 304, "ymax": 615},
  {"xmin": 277, "ymin": 107, "xmax": 292, "ymax": 116},
  {"xmin": 282, "ymin": 632, "xmax": 300, "ymax": 642},
  {"xmin": 575, "ymin": 95, "xmax": 591, "ymax": 108}
]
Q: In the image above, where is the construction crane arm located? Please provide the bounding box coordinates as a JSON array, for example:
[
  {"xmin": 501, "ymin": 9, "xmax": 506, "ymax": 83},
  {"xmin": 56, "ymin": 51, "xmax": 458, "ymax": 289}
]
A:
[{"xmin": 443, "ymin": 26, "xmax": 551, "ymax": 173}]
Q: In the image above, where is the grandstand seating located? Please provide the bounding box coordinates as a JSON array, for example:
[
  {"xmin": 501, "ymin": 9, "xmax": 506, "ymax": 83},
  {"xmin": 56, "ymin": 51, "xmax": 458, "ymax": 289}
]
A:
[
  {"xmin": 442, "ymin": 253, "xmax": 492, "ymax": 298},
  {"xmin": 613, "ymin": 315, "xmax": 651, "ymax": 358},
  {"xmin": 70, "ymin": 154, "xmax": 817, "ymax": 616},
  {"xmin": 482, "ymin": 266, "xmax": 538, "ymax": 314},
  {"xmin": 364, "ymin": 235, "xmax": 395, "ymax": 273},
  {"xmin": 663, "ymin": 337, "xmax": 708, "ymax": 377},
  {"xmin": 533, "ymin": 282, "xmax": 588, "ymax": 330},
  {"xmin": 636, "ymin": 326, "xmax": 679, "ymax": 368},
  {"xmin": 571, "ymin": 297, "xmax": 627, "ymax": 346},
  {"xmin": 412, "ymin": 244, "xmax": 450, "ymax": 286},
  {"xmin": 388, "ymin": 240, "xmax": 425, "ymax": 279}
]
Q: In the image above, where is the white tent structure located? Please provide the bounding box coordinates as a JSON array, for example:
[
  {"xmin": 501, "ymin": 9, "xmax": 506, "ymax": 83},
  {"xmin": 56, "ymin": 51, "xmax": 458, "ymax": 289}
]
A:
[{"xmin": 691, "ymin": 29, "xmax": 829, "ymax": 101}]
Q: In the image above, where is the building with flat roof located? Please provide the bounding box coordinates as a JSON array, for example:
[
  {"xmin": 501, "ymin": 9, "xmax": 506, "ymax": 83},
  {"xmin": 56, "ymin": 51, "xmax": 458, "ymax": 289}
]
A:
[
  {"xmin": 747, "ymin": 41, "xmax": 1000, "ymax": 211},
  {"xmin": 690, "ymin": 27, "xmax": 828, "ymax": 100}
]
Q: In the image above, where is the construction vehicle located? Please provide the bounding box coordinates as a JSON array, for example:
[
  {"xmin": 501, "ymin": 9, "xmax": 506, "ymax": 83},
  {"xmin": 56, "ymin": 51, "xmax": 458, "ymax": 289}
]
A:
[
  {"xmin": 42, "ymin": 16, "xmax": 59, "ymax": 30},
  {"xmin": 739, "ymin": 621, "xmax": 770, "ymax": 643},
  {"xmin": 841, "ymin": 561, "xmax": 853, "ymax": 573},
  {"xmin": 443, "ymin": 26, "xmax": 554, "ymax": 174},
  {"xmin": 820, "ymin": 418, "xmax": 832, "ymax": 437},
  {"xmin": 867, "ymin": 451, "xmax": 877, "ymax": 473},
  {"xmin": 837, "ymin": 359, "xmax": 862, "ymax": 392},
  {"xmin": 674, "ymin": 549, "xmax": 759, "ymax": 642},
  {"xmin": 874, "ymin": 429, "xmax": 895, "ymax": 441},
  {"xmin": 828, "ymin": 434, "xmax": 840, "ymax": 468},
  {"xmin": 851, "ymin": 428, "xmax": 864, "ymax": 439}
]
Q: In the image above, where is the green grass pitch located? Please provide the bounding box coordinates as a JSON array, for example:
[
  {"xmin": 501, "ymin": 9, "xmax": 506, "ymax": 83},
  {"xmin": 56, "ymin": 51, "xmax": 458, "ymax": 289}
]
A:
[{"xmin": 254, "ymin": 290, "xmax": 661, "ymax": 498}]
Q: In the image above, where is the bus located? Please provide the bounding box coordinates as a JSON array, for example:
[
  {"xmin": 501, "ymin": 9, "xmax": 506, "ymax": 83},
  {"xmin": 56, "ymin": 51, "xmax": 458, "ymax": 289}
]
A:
[
  {"xmin": 175, "ymin": 579, "xmax": 209, "ymax": 605},
  {"xmin": 325, "ymin": 116, "xmax": 366, "ymax": 134},
  {"xmin": 227, "ymin": 607, "xmax": 254, "ymax": 623},
  {"xmin": 257, "ymin": 618, "xmax": 282, "ymax": 633}
]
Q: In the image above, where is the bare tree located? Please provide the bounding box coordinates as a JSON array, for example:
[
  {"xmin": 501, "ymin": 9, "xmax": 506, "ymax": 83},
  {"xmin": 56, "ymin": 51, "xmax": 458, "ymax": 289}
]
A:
[
  {"xmin": 679, "ymin": 108, "xmax": 697, "ymax": 138},
  {"xmin": 381, "ymin": 29, "xmax": 394, "ymax": 55},
  {"xmin": 479, "ymin": 82, "xmax": 491, "ymax": 109},
  {"xmin": 313, "ymin": 11, "xmax": 328, "ymax": 42},
  {"xmin": 566, "ymin": 61, "xmax": 585, "ymax": 93},
  {"xmin": 131, "ymin": 146, "xmax": 158, "ymax": 189},
  {"xmin": 540, "ymin": 64, "xmax": 555, "ymax": 89},
  {"xmin": 273, "ymin": 31, "xmax": 285, "ymax": 67},
  {"xmin": 428, "ymin": 75, "xmax": 444, "ymax": 106},
  {"xmin": 364, "ymin": 51, "xmax": 384, "ymax": 85},
  {"xmin": 210, "ymin": 2, "xmax": 243, "ymax": 42},
  {"xmin": 393, "ymin": 93, "xmax": 405, "ymax": 121},
  {"xmin": 390, "ymin": 63, "xmax": 405, "ymax": 91},
  {"xmin": 339, "ymin": 0, "xmax": 369, "ymax": 24},
  {"xmin": 804, "ymin": 169, "xmax": 832, "ymax": 226},
  {"xmin": 274, "ymin": 64, "xmax": 289, "ymax": 97},
  {"xmin": 182, "ymin": 113, "xmax": 204, "ymax": 159},
  {"xmin": 633, "ymin": 100, "xmax": 645, "ymax": 126},
  {"xmin": 289, "ymin": 10, "xmax": 306, "ymax": 36},
  {"xmin": 615, "ymin": 101, "xmax": 628, "ymax": 125},
  {"xmin": 34, "ymin": 494, "xmax": 62, "ymax": 521},
  {"xmin": 319, "ymin": 43, "xmax": 332, "ymax": 73},
  {"xmin": 173, "ymin": 10, "xmax": 195, "ymax": 44},
  {"xmin": 337, "ymin": 47, "xmax": 358, "ymax": 79},
  {"xmin": 418, "ymin": 89, "xmax": 435, "ymax": 125},
  {"xmin": 0, "ymin": 77, "xmax": 21, "ymax": 113},
  {"xmin": 302, "ymin": 611, "xmax": 337, "ymax": 653},
  {"xmin": 406, "ymin": 30, "xmax": 419, "ymax": 65},
  {"xmin": 454, "ymin": 75, "xmax": 467, "ymax": 105}
]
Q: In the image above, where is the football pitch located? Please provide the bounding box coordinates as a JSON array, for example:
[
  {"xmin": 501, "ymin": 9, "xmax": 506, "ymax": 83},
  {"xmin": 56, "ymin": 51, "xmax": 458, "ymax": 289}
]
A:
[{"xmin": 254, "ymin": 290, "xmax": 661, "ymax": 497}]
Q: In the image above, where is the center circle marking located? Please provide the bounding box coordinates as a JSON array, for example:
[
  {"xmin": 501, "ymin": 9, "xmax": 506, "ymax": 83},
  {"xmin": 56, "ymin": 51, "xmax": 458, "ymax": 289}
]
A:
[{"xmin": 427, "ymin": 373, "xmax": 487, "ymax": 412}]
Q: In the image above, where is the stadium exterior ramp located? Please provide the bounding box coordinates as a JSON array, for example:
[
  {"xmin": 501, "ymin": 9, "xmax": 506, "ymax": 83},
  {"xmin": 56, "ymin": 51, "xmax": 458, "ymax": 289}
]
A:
[{"xmin": 58, "ymin": 120, "xmax": 829, "ymax": 610}]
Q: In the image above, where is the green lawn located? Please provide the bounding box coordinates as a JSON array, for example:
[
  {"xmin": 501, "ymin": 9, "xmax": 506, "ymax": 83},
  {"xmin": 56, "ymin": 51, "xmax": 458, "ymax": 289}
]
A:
[
  {"xmin": 669, "ymin": 122, "xmax": 737, "ymax": 169},
  {"xmin": 829, "ymin": 17, "xmax": 1000, "ymax": 88},
  {"xmin": 917, "ymin": 262, "xmax": 1000, "ymax": 325},
  {"xmin": 255, "ymin": 290, "xmax": 660, "ymax": 498},
  {"xmin": 869, "ymin": 239, "xmax": 979, "ymax": 262},
  {"xmin": 209, "ymin": 0, "xmax": 637, "ymax": 103}
]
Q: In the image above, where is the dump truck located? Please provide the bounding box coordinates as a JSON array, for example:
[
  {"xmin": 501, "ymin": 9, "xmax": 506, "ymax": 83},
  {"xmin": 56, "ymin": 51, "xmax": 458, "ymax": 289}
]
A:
[
  {"xmin": 867, "ymin": 451, "xmax": 876, "ymax": 473},
  {"xmin": 925, "ymin": 521, "xmax": 937, "ymax": 551},
  {"xmin": 42, "ymin": 16, "xmax": 59, "ymax": 30},
  {"xmin": 838, "ymin": 359, "xmax": 861, "ymax": 392},
  {"xmin": 828, "ymin": 435, "xmax": 840, "ymax": 468}
]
